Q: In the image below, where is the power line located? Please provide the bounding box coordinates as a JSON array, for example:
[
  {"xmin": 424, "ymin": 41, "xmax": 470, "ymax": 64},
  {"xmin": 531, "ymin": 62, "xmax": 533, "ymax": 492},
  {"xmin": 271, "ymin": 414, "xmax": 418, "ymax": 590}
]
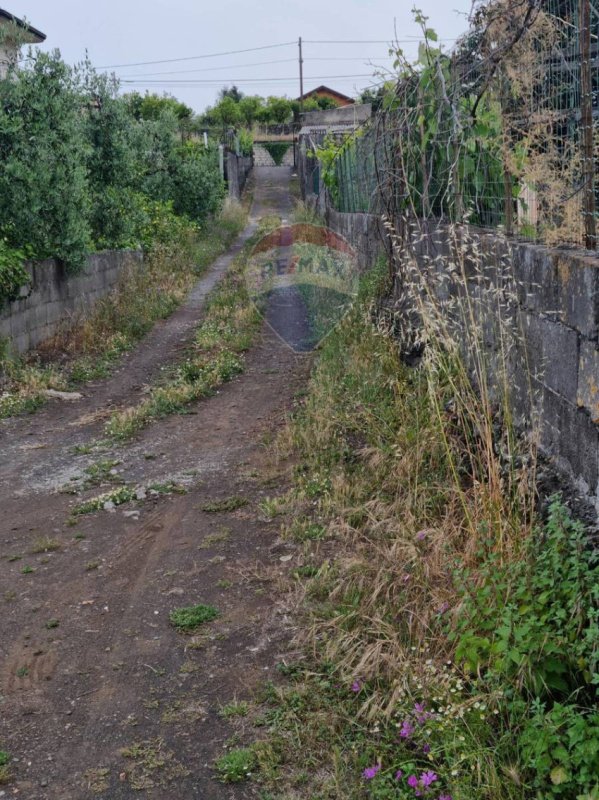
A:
[
  {"xmin": 304, "ymin": 37, "xmax": 457, "ymax": 43},
  {"xmin": 113, "ymin": 55, "xmax": 395, "ymax": 80},
  {"xmin": 99, "ymin": 37, "xmax": 457, "ymax": 71},
  {"xmin": 113, "ymin": 58, "xmax": 298, "ymax": 79},
  {"xmin": 120, "ymin": 73, "xmax": 375, "ymax": 85},
  {"xmin": 123, "ymin": 72, "xmax": 372, "ymax": 83},
  {"xmin": 98, "ymin": 41, "xmax": 296, "ymax": 69}
]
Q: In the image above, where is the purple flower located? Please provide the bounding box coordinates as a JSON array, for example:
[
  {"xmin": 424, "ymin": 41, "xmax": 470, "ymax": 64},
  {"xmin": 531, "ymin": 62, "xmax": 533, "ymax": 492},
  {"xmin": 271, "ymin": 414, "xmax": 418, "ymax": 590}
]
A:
[
  {"xmin": 422, "ymin": 743, "xmax": 431, "ymax": 754},
  {"xmin": 437, "ymin": 602, "xmax": 450, "ymax": 615},
  {"xmin": 402, "ymin": 573, "xmax": 411, "ymax": 582},
  {"xmin": 395, "ymin": 770, "xmax": 404, "ymax": 780},
  {"xmin": 416, "ymin": 529, "xmax": 428, "ymax": 540},
  {"xmin": 438, "ymin": 795, "xmax": 453, "ymax": 800},
  {"xmin": 362, "ymin": 764, "xmax": 381, "ymax": 780},
  {"xmin": 421, "ymin": 771, "xmax": 438, "ymax": 788},
  {"xmin": 414, "ymin": 702, "xmax": 432, "ymax": 724},
  {"xmin": 399, "ymin": 719, "xmax": 415, "ymax": 738},
  {"xmin": 407, "ymin": 775, "xmax": 419, "ymax": 789},
  {"xmin": 351, "ymin": 680, "xmax": 361, "ymax": 693}
]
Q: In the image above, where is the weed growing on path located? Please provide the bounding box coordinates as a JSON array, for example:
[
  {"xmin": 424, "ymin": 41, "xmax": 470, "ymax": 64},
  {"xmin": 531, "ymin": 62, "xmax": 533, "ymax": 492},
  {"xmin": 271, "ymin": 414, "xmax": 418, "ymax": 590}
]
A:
[
  {"xmin": 169, "ymin": 603, "xmax": 219, "ymax": 632},
  {"xmin": 73, "ymin": 486, "xmax": 137, "ymax": 515},
  {"xmin": 0, "ymin": 750, "xmax": 10, "ymax": 784},
  {"xmin": 120, "ymin": 738, "xmax": 189, "ymax": 791},
  {"xmin": 103, "ymin": 218, "xmax": 279, "ymax": 441}
]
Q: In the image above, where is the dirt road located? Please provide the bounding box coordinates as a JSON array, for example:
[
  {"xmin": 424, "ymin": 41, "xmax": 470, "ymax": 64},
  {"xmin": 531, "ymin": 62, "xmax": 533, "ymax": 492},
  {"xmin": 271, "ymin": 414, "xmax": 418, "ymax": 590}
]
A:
[{"xmin": 0, "ymin": 167, "xmax": 309, "ymax": 799}]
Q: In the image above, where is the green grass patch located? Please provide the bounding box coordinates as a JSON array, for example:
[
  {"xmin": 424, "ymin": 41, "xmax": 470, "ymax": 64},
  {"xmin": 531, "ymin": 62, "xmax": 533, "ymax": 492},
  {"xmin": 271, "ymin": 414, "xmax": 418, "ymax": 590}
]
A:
[
  {"xmin": 214, "ymin": 747, "xmax": 257, "ymax": 783},
  {"xmin": 219, "ymin": 700, "xmax": 250, "ymax": 718},
  {"xmin": 169, "ymin": 603, "xmax": 219, "ymax": 632}
]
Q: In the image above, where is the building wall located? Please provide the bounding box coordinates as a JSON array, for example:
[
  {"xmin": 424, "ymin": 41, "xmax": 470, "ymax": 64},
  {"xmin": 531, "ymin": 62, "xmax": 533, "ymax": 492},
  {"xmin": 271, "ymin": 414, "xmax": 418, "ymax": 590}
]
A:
[{"xmin": 0, "ymin": 250, "xmax": 143, "ymax": 355}]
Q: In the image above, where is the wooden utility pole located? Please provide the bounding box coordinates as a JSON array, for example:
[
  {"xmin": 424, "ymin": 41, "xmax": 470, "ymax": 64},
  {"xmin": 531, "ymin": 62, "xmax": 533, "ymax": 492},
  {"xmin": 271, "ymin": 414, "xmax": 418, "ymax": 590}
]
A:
[
  {"xmin": 579, "ymin": 0, "xmax": 596, "ymax": 250},
  {"xmin": 299, "ymin": 37, "xmax": 304, "ymax": 114}
]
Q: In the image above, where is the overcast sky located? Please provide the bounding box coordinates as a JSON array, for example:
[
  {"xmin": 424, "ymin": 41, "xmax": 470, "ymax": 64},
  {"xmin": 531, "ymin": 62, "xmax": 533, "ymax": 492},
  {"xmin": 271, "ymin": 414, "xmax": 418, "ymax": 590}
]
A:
[{"xmin": 10, "ymin": 0, "xmax": 474, "ymax": 112}]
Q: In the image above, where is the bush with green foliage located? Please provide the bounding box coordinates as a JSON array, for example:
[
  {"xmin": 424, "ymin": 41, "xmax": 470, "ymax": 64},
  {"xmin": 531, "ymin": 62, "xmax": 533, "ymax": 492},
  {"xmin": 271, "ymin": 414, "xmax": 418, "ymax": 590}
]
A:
[
  {"xmin": 0, "ymin": 239, "xmax": 30, "ymax": 308},
  {"xmin": 237, "ymin": 129, "xmax": 253, "ymax": 157},
  {"xmin": 170, "ymin": 141, "xmax": 224, "ymax": 221},
  {"xmin": 0, "ymin": 52, "xmax": 225, "ymax": 269},
  {"xmin": 0, "ymin": 51, "xmax": 92, "ymax": 270}
]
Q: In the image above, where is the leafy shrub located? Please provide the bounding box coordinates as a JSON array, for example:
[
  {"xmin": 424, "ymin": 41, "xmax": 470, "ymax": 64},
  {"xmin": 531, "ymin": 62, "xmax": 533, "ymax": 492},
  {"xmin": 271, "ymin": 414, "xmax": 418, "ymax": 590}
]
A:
[
  {"xmin": 451, "ymin": 498, "xmax": 598, "ymax": 798},
  {"xmin": 0, "ymin": 239, "xmax": 30, "ymax": 307},
  {"xmin": 517, "ymin": 700, "xmax": 599, "ymax": 798},
  {"xmin": 170, "ymin": 141, "xmax": 224, "ymax": 221},
  {"xmin": 452, "ymin": 498, "xmax": 598, "ymax": 698},
  {"xmin": 237, "ymin": 128, "xmax": 253, "ymax": 157},
  {"xmin": 90, "ymin": 187, "xmax": 148, "ymax": 250},
  {"xmin": 0, "ymin": 51, "xmax": 92, "ymax": 270}
]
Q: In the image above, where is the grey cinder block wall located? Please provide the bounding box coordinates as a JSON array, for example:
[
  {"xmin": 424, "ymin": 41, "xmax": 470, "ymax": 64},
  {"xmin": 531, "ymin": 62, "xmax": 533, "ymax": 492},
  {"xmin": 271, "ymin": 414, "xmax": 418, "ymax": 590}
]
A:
[{"xmin": 0, "ymin": 250, "xmax": 143, "ymax": 356}]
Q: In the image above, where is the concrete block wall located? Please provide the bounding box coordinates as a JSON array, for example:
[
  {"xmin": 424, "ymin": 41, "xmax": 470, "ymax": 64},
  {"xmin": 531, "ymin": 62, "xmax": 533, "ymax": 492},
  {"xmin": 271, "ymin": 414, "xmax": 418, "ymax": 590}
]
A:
[
  {"xmin": 225, "ymin": 152, "xmax": 253, "ymax": 200},
  {"xmin": 0, "ymin": 249, "xmax": 142, "ymax": 355},
  {"xmin": 318, "ymin": 206, "xmax": 599, "ymax": 514}
]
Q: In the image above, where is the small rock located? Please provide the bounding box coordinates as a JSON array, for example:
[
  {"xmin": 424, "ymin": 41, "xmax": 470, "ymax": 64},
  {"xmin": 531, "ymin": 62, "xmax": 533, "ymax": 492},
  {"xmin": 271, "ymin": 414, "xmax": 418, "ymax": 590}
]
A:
[
  {"xmin": 279, "ymin": 555, "xmax": 293, "ymax": 562},
  {"xmin": 103, "ymin": 501, "xmax": 115, "ymax": 511},
  {"xmin": 135, "ymin": 488, "xmax": 147, "ymax": 501},
  {"xmin": 122, "ymin": 510, "xmax": 139, "ymax": 519},
  {"xmin": 166, "ymin": 587, "xmax": 184, "ymax": 596},
  {"xmin": 43, "ymin": 389, "xmax": 82, "ymax": 401}
]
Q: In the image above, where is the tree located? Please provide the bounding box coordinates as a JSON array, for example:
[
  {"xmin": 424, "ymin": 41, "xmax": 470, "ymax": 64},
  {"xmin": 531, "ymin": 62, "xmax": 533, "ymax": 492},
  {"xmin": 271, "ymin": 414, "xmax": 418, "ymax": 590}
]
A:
[
  {"xmin": 219, "ymin": 85, "xmax": 244, "ymax": 103},
  {"xmin": 124, "ymin": 91, "xmax": 192, "ymax": 123},
  {"xmin": 238, "ymin": 95, "xmax": 263, "ymax": 126},
  {"xmin": 212, "ymin": 96, "xmax": 242, "ymax": 129},
  {"xmin": 265, "ymin": 96, "xmax": 293, "ymax": 124},
  {"xmin": 0, "ymin": 50, "xmax": 91, "ymax": 269},
  {"xmin": 317, "ymin": 96, "xmax": 341, "ymax": 110}
]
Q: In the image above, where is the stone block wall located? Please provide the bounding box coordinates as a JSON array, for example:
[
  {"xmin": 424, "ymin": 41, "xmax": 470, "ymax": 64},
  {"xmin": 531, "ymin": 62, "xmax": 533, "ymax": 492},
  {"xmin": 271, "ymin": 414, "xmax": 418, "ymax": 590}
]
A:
[{"xmin": 0, "ymin": 250, "xmax": 142, "ymax": 355}]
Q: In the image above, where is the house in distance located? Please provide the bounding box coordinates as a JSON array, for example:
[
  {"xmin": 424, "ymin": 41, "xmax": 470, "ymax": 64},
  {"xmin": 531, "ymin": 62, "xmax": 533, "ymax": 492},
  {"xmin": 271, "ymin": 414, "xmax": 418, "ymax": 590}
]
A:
[
  {"xmin": 297, "ymin": 85, "xmax": 355, "ymax": 107},
  {"xmin": 0, "ymin": 8, "xmax": 46, "ymax": 78}
]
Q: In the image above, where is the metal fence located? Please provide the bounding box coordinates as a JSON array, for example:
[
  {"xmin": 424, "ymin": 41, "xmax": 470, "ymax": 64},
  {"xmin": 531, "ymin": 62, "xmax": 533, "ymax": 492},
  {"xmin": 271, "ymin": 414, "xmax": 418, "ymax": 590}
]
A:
[{"xmin": 328, "ymin": 0, "xmax": 599, "ymax": 251}]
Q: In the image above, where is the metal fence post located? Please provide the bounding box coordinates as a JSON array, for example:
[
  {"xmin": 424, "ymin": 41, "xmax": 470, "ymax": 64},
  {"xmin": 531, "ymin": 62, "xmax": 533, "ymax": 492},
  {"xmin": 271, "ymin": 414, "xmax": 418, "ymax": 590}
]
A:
[{"xmin": 580, "ymin": 0, "xmax": 596, "ymax": 249}]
